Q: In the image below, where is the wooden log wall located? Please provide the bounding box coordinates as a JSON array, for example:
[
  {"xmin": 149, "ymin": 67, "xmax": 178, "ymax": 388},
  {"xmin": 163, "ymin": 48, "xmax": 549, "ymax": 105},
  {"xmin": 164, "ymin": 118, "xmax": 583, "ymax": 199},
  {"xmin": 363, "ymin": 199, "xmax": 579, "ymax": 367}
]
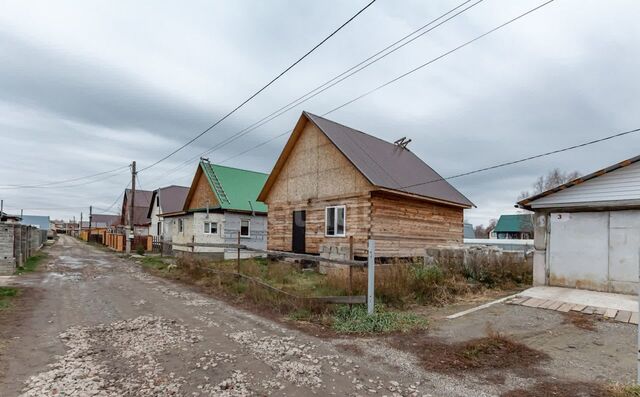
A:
[{"xmin": 369, "ymin": 191, "xmax": 464, "ymax": 257}]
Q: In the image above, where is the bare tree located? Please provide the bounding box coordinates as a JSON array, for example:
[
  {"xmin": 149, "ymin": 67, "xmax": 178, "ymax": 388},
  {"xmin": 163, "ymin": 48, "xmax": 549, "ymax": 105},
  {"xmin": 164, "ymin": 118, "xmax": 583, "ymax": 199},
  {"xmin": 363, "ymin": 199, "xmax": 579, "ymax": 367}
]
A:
[
  {"xmin": 473, "ymin": 218, "xmax": 497, "ymax": 238},
  {"xmin": 518, "ymin": 168, "xmax": 580, "ymax": 201}
]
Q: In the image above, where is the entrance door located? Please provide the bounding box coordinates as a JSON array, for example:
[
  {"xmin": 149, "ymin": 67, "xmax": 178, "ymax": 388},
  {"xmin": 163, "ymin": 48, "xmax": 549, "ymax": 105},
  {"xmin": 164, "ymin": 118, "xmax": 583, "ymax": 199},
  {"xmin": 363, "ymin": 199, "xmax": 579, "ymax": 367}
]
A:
[{"xmin": 292, "ymin": 210, "xmax": 306, "ymax": 253}]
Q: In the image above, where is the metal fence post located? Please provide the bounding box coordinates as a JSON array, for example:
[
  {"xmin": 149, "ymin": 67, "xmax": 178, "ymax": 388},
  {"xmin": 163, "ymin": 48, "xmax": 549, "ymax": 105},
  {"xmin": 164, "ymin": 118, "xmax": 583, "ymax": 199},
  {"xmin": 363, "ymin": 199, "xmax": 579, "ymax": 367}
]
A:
[{"xmin": 367, "ymin": 239, "xmax": 375, "ymax": 315}]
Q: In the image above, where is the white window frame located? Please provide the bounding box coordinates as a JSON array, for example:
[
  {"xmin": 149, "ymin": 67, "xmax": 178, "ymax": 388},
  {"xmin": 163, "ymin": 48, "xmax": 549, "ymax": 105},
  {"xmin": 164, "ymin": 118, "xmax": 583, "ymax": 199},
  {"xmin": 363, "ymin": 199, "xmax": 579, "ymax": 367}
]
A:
[
  {"xmin": 240, "ymin": 219, "xmax": 251, "ymax": 238},
  {"xmin": 204, "ymin": 221, "xmax": 218, "ymax": 235},
  {"xmin": 325, "ymin": 205, "xmax": 346, "ymax": 237}
]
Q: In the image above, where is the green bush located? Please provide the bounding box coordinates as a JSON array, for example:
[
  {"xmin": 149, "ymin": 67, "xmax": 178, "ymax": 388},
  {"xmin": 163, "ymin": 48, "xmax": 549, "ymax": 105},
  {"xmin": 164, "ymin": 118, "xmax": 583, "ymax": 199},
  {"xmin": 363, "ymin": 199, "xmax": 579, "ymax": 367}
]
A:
[
  {"xmin": 135, "ymin": 244, "xmax": 145, "ymax": 256},
  {"xmin": 332, "ymin": 304, "xmax": 427, "ymax": 334}
]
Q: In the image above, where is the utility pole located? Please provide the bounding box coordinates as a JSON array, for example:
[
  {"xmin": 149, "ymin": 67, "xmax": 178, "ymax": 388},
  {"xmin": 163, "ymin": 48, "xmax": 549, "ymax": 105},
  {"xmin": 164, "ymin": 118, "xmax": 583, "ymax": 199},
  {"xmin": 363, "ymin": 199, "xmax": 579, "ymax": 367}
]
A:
[
  {"xmin": 126, "ymin": 161, "xmax": 136, "ymax": 254},
  {"xmin": 80, "ymin": 212, "xmax": 83, "ymax": 234},
  {"xmin": 88, "ymin": 206, "xmax": 92, "ymax": 242}
]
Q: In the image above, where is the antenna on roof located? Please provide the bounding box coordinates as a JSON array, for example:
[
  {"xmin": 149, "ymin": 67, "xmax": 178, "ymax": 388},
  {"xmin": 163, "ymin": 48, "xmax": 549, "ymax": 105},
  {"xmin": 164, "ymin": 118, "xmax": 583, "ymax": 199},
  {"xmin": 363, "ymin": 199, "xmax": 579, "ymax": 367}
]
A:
[
  {"xmin": 200, "ymin": 157, "xmax": 210, "ymax": 163},
  {"xmin": 393, "ymin": 137, "xmax": 411, "ymax": 149}
]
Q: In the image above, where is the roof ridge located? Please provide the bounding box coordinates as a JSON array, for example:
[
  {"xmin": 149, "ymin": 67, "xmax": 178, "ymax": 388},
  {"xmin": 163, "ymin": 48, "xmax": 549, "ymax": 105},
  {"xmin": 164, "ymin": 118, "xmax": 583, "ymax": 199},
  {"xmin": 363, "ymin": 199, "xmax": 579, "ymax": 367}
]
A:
[
  {"xmin": 207, "ymin": 162, "xmax": 269, "ymax": 176},
  {"xmin": 304, "ymin": 111, "xmax": 408, "ymax": 149}
]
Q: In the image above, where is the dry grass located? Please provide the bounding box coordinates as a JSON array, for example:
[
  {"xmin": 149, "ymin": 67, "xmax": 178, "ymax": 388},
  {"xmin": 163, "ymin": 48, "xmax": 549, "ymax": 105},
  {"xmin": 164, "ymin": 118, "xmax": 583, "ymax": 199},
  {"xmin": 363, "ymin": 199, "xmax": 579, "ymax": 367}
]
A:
[
  {"xmin": 390, "ymin": 328, "xmax": 548, "ymax": 377},
  {"xmin": 325, "ymin": 251, "xmax": 531, "ymax": 307},
  {"xmin": 564, "ymin": 312, "xmax": 597, "ymax": 331}
]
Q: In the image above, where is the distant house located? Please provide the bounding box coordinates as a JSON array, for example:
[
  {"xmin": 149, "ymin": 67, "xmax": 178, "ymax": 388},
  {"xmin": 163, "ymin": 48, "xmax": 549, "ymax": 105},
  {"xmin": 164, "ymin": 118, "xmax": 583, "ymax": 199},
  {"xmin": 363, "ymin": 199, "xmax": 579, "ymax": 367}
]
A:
[
  {"xmin": 147, "ymin": 185, "xmax": 189, "ymax": 241},
  {"xmin": 120, "ymin": 188, "xmax": 153, "ymax": 235},
  {"xmin": 518, "ymin": 155, "xmax": 640, "ymax": 294},
  {"xmin": 463, "ymin": 222, "xmax": 476, "ymax": 239},
  {"xmin": 492, "ymin": 214, "xmax": 533, "ymax": 240},
  {"xmin": 257, "ymin": 112, "xmax": 474, "ymax": 259},
  {"xmin": 89, "ymin": 214, "xmax": 120, "ymax": 228},
  {"xmin": 165, "ymin": 160, "xmax": 268, "ymax": 260},
  {"xmin": 0, "ymin": 211, "xmax": 22, "ymax": 223}
]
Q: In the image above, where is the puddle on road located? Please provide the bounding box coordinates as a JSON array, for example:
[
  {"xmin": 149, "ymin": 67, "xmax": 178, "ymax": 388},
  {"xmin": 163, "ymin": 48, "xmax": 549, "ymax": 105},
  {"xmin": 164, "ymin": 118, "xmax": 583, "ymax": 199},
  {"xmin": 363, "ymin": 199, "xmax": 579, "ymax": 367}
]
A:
[{"xmin": 43, "ymin": 272, "xmax": 82, "ymax": 283}]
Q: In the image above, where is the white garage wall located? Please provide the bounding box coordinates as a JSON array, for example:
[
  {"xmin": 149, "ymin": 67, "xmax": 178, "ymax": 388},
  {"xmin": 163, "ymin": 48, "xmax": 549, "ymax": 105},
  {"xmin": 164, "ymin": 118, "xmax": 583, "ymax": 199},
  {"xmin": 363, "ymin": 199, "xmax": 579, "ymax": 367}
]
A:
[{"xmin": 548, "ymin": 210, "xmax": 640, "ymax": 294}]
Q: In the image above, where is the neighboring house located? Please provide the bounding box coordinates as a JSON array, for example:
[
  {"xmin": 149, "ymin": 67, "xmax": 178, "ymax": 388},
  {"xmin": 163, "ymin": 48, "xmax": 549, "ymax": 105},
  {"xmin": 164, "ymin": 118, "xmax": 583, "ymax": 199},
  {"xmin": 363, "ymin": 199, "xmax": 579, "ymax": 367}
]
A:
[
  {"xmin": 518, "ymin": 155, "xmax": 640, "ymax": 294},
  {"xmin": 492, "ymin": 214, "xmax": 533, "ymax": 240},
  {"xmin": 89, "ymin": 214, "xmax": 120, "ymax": 228},
  {"xmin": 463, "ymin": 222, "xmax": 476, "ymax": 239},
  {"xmin": 165, "ymin": 159, "xmax": 268, "ymax": 260},
  {"xmin": 147, "ymin": 185, "xmax": 189, "ymax": 241},
  {"xmin": 257, "ymin": 112, "xmax": 474, "ymax": 259},
  {"xmin": 120, "ymin": 188, "xmax": 153, "ymax": 235},
  {"xmin": 0, "ymin": 211, "xmax": 22, "ymax": 223},
  {"xmin": 19, "ymin": 215, "xmax": 51, "ymax": 230}
]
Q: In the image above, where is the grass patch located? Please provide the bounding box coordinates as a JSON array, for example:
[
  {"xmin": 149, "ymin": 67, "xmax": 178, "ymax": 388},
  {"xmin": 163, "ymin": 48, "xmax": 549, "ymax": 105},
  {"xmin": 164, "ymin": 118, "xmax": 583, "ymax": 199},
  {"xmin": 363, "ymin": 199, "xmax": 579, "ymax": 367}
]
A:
[
  {"xmin": 610, "ymin": 385, "xmax": 640, "ymax": 397},
  {"xmin": 332, "ymin": 305, "xmax": 427, "ymax": 334},
  {"xmin": 0, "ymin": 287, "xmax": 19, "ymax": 309},
  {"xmin": 16, "ymin": 252, "xmax": 47, "ymax": 274},
  {"xmin": 140, "ymin": 256, "xmax": 170, "ymax": 270}
]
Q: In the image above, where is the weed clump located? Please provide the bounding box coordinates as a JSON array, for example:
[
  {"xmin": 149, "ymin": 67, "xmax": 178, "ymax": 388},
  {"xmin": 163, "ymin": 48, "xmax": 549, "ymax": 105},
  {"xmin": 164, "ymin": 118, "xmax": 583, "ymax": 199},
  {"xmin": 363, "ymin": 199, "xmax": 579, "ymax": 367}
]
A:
[{"xmin": 332, "ymin": 305, "xmax": 427, "ymax": 334}]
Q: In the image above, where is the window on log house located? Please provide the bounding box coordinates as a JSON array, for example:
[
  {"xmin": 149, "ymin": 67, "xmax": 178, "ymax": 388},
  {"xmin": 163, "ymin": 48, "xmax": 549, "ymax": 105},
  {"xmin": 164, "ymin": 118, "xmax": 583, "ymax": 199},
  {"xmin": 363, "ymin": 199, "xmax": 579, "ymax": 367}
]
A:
[{"xmin": 325, "ymin": 205, "xmax": 346, "ymax": 237}]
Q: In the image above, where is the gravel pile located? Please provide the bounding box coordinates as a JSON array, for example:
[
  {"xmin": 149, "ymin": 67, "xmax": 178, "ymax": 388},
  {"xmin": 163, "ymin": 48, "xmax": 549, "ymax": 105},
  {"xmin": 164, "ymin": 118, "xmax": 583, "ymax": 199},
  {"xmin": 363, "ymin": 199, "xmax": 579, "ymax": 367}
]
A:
[
  {"xmin": 20, "ymin": 316, "xmax": 201, "ymax": 397},
  {"xmin": 228, "ymin": 331, "xmax": 324, "ymax": 388}
]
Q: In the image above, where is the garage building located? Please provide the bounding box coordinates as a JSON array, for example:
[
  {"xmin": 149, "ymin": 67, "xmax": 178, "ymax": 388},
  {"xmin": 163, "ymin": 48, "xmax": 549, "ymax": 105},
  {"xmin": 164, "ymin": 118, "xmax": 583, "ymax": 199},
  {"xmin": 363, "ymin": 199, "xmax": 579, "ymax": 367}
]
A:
[{"xmin": 518, "ymin": 155, "xmax": 640, "ymax": 294}]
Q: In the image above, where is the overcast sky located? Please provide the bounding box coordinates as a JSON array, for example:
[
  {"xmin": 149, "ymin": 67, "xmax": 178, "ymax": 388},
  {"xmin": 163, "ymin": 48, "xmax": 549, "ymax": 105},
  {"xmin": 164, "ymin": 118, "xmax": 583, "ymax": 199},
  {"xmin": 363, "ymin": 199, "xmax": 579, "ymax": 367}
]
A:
[{"xmin": 1, "ymin": 0, "xmax": 639, "ymax": 227}]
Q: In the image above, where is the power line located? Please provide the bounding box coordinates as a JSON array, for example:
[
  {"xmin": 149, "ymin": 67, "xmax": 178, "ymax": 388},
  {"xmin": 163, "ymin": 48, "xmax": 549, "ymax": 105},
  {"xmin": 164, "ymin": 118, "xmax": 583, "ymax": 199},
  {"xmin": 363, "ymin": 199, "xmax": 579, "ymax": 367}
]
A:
[
  {"xmin": 138, "ymin": 0, "xmax": 377, "ymax": 173},
  {"xmin": 217, "ymin": 0, "xmax": 556, "ymax": 166},
  {"xmin": 397, "ymin": 126, "xmax": 640, "ymax": 190},
  {"xmin": 151, "ymin": 0, "xmax": 484, "ymax": 180},
  {"xmin": 0, "ymin": 165, "xmax": 129, "ymax": 190}
]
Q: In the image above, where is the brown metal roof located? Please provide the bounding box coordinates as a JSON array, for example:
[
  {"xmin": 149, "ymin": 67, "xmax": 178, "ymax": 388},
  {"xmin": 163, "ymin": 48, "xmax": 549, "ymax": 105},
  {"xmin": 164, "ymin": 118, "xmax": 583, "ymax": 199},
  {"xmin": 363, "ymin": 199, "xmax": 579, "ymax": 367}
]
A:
[
  {"xmin": 90, "ymin": 214, "xmax": 120, "ymax": 227},
  {"xmin": 121, "ymin": 188, "xmax": 154, "ymax": 226},
  {"xmin": 517, "ymin": 154, "xmax": 640, "ymax": 210},
  {"xmin": 147, "ymin": 185, "xmax": 189, "ymax": 218},
  {"xmin": 304, "ymin": 112, "xmax": 474, "ymax": 208}
]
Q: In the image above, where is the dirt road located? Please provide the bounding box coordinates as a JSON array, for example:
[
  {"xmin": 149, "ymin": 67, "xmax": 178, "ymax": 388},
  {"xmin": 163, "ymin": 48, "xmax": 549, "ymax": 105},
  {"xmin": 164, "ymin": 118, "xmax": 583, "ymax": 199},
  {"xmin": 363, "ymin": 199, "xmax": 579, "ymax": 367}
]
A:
[
  {"xmin": 1, "ymin": 236, "xmax": 635, "ymax": 396},
  {"xmin": 0, "ymin": 235, "xmax": 498, "ymax": 397}
]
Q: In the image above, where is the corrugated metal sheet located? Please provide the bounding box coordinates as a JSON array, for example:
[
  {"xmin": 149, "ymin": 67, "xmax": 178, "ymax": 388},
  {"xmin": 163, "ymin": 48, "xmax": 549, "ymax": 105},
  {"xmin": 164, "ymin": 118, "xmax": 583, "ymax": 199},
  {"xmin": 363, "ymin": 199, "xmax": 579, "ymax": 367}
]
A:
[
  {"xmin": 305, "ymin": 112, "xmax": 474, "ymax": 208},
  {"xmin": 200, "ymin": 162, "xmax": 268, "ymax": 213},
  {"xmin": 519, "ymin": 154, "xmax": 640, "ymax": 210}
]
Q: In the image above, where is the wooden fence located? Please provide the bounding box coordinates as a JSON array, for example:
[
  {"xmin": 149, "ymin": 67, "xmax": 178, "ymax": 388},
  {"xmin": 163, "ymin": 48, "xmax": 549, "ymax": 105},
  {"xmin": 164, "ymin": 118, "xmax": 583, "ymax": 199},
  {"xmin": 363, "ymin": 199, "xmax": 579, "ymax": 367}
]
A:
[{"xmin": 171, "ymin": 240, "xmax": 374, "ymax": 307}]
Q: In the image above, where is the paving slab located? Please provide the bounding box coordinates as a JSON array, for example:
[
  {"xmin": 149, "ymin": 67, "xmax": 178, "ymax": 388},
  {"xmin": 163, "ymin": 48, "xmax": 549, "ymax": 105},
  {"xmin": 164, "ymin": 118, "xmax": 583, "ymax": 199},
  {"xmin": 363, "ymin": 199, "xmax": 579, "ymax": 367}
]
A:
[
  {"xmin": 570, "ymin": 304, "xmax": 587, "ymax": 312},
  {"xmin": 557, "ymin": 303, "xmax": 573, "ymax": 313},
  {"xmin": 522, "ymin": 298, "xmax": 545, "ymax": 308},
  {"xmin": 547, "ymin": 301, "xmax": 564, "ymax": 311},
  {"xmin": 536, "ymin": 300, "xmax": 554, "ymax": 309},
  {"xmin": 604, "ymin": 308, "xmax": 618, "ymax": 318},
  {"xmin": 630, "ymin": 312, "xmax": 639, "ymax": 325},
  {"xmin": 519, "ymin": 286, "xmax": 637, "ymax": 313},
  {"xmin": 615, "ymin": 310, "xmax": 632, "ymax": 323}
]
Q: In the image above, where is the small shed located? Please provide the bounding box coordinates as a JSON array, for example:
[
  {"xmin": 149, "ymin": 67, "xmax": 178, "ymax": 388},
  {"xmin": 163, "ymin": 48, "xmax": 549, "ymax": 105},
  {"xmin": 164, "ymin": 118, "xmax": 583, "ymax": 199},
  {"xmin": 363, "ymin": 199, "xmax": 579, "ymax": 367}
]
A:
[
  {"xmin": 257, "ymin": 111, "xmax": 474, "ymax": 259},
  {"xmin": 518, "ymin": 155, "xmax": 640, "ymax": 294}
]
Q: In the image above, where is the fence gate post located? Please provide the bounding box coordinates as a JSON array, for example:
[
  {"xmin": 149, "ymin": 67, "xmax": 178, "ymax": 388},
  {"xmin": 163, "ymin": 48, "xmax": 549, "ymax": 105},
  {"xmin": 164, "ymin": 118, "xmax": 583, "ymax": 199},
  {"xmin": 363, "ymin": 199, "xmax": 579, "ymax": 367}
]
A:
[
  {"xmin": 237, "ymin": 231, "xmax": 241, "ymax": 275},
  {"xmin": 367, "ymin": 239, "xmax": 375, "ymax": 315}
]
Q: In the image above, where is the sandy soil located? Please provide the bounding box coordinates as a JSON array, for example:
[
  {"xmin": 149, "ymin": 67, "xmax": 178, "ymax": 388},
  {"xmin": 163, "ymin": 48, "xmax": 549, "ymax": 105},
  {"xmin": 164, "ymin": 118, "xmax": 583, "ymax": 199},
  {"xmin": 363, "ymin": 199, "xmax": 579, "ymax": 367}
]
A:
[{"xmin": 0, "ymin": 235, "xmax": 634, "ymax": 396}]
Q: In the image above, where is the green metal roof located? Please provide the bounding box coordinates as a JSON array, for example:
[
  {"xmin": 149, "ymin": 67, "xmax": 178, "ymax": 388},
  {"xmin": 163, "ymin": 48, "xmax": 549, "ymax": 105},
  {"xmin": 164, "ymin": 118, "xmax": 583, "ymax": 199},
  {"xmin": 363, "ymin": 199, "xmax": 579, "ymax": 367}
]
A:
[
  {"xmin": 493, "ymin": 214, "xmax": 533, "ymax": 233},
  {"xmin": 200, "ymin": 161, "xmax": 268, "ymax": 213}
]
